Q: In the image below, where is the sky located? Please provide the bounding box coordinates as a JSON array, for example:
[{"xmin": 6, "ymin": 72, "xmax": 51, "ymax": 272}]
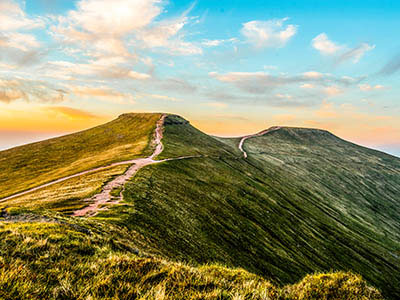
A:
[{"xmin": 0, "ymin": 0, "xmax": 399, "ymax": 156}]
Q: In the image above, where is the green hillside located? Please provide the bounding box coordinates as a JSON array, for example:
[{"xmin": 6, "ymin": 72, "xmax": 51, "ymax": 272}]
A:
[
  {"xmin": 0, "ymin": 113, "xmax": 161, "ymax": 199},
  {"xmin": 98, "ymin": 115, "xmax": 400, "ymax": 299},
  {"xmin": 0, "ymin": 113, "xmax": 399, "ymax": 300}
]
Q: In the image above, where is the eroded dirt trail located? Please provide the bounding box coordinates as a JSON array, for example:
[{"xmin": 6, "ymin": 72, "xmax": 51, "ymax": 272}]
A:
[
  {"xmin": 0, "ymin": 116, "xmax": 167, "ymax": 204},
  {"xmin": 239, "ymin": 126, "xmax": 281, "ymax": 158},
  {"xmin": 73, "ymin": 115, "xmax": 167, "ymax": 217}
]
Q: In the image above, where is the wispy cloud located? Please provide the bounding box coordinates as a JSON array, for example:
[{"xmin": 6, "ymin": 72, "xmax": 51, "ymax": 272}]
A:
[
  {"xmin": 378, "ymin": 53, "xmax": 400, "ymax": 76},
  {"xmin": 205, "ymin": 102, "xmax": 228, "ymax": 108},
  {"xmin": 241, "ymin": 17, "xmax": 297, "ymax": 48},
  {"xmin": 337, "ymin": 43, "xmax": 375, "ymax": 64},
  {"xmin": 0, "ymin": 78, "xmax": 66, "ymax": 103},
  {"xmin": 209, "ymin": 71, "xmax": 360, "ymax": 95},
  {"xmin": 66, "ymin": 84, "xmax": 135, "ymax": 103},
  {"xmin": 312, "ymin": 33, "xmax": 374, "ymax": 64},
  {"xmin": 44, "ymin": 106, "xmax": 102, "ymax": 120}
]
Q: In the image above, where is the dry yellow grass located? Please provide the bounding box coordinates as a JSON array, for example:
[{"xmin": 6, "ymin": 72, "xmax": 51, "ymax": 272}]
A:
[
  {"xmin": 0, "ymin": 113, "xmax": 161, "ymax": 199},
  {"xmin": 0, "ymin": 164, "xmax": 128, "ymax": 213}
]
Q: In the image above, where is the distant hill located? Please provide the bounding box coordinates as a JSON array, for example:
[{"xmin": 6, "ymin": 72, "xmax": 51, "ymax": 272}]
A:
[{"xmin": 1, "ymin": 112, "xmax": 399, "ymax": 300}]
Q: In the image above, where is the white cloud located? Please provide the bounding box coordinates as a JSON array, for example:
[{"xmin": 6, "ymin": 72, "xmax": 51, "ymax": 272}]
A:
[
  {"xmin": 133, "ymin": 12, "xmax": 202, "ymax": 55},
  {"xmin": 202, "ymin": 38, "xmax": 238, "ymax": 47},
  {"xmin": 46, "ymin": 60, "xmax": 150, "ymax": 81},
  {"xmin": 69, "ymin": 0, "xmax": 161, "ymax": 36},
  {"xmin": 0, "ymin": 32, "xmax": 40, "ymax": 51},
  {"xmin": 359, "ymin": 84, "xmax": 385, "ymax": 91},
  {"xmin": 312, "ymin": 33, "xmax": 343, "ymax": 55},
  {"xmin": 0, "ymin": 0, "xmax": 44, "ymax": 31},
  {"xmin": 241, "ymin": 18, "xmax": 297, "ymax": 48},
  {"xmin": 51, "ymin": 0, "xmax": 163, "ymax": 59}
]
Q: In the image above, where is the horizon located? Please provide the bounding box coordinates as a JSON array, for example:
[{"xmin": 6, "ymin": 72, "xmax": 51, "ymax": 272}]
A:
[
  {"xmin": 1, "ymin": 0, "xmax": 399, "ymax": 156},
  {"xmin": 0, "ymin": 111, "xmax": 399, "ymax": 158}
]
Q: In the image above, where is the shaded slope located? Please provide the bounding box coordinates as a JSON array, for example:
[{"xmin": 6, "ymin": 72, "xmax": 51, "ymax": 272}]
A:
[
  {"xmin": 98, "ymin": 117, "xmax": 400, "ymax": 299},
  {"xmin": 244, "ymin": 127, "xmax": 400, "ymax": 242},
  {"xmin": 0, "ymin": 113, "xmax": 161, "ymax": 199}
]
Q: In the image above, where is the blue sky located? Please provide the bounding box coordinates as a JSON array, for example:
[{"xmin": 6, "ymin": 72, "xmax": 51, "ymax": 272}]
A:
[{"xmin": 0, "ymin": 0, "xmax": 399, "ymax": 156}]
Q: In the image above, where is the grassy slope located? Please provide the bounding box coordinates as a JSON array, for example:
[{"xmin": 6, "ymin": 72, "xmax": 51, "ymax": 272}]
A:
[
  {"xmin": 98, "ymin": 115, "xmax": 400, "ymax": 299},
  {"xmin": 0, "ymin": 164, "xmax": 129, "ymax": 213},
  {"xmin": 0, "ymin": 113, "xmax": 161, "ymax": 199},
  {"xmin": 0, "ymin": 213, "xmax": 382, "ymax": 300}
]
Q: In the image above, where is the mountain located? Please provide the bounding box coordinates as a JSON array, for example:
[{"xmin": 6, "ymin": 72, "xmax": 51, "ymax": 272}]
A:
[{"xmin": 1, "ymin": 112, "xmax": 399, "ymax": 300}]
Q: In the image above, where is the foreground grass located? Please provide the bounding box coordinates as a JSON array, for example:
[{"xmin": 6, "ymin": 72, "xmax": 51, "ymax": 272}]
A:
[
  {"xmin": 0, "ymin": 216, "xmax": 383, "ymax": 300},
  {"xmin": 0, "ymin": 164, "xmax": 129, "ymax": 213},
  {"xmin": 0, "ymin": 113, "xmax": 161, "ymax": 199}
]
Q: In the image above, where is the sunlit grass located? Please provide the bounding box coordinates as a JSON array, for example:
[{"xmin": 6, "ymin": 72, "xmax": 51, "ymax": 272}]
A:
[
  {"xmin": 0, "ymin": 113, "xmax": 161, "ymax": 199},
  {"xmin": 0, "ymin": 164, "xmax": 129, "ymax": 213}
]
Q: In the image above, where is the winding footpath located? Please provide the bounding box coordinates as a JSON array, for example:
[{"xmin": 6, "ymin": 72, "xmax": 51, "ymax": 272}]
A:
[
  {"xmin": 0, "ymin": 115, "xmax": 193, "ymax": 216},
  {"xmin": 1, "ymin": 117, "xmax": 280, "ymax": 216},
  {"xmin": 73, "ymin": 115, "xmax": 167, "ymax": 216},
  {"xmin": 238, "ymin": 126, "xmax": 281, "ymax": 158}
]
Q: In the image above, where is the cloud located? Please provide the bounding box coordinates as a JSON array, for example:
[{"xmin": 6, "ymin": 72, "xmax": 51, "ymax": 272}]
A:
[
  {"xmin": 201, "ymin": 38, "xmax": 238, "ymax": 47},
  {"xmin": 205, "ymin": 102, "xmax": 228, "ymax": 108},
  {"xmin": 44, "ymin": 106, "xmax": 102, "ymax": 120},
  {"xmin": 0, "ymin": 78, "xmax": 66, "ymax": 103},
  {"xmin": 46, "ymin": 60, "xmax": 150, "ymax": 81},
  {"xmin": 0, "ymin": 0, "xmax": 44, "ymax": 31},
  {"xmin": 70, "ymin": 0, "xmax": 161, "ymax": 36},
  {"xmin": 312, "ymin": 33, "xmax": 375, "ymax": 64},
  {"xmin": 358, "ymin": 84, "xmax": 385, "ymax": 91},
  {"xmin": 300, "ymin": 83, "xmax": 315, "ymax": 89},
  {"xmin": 0, "ymin": 1, "xmax": 46, "ymax": 66},
  {"xmin": 323, "ymin": 86, "xmax": 342, "ymax": 97},
  {"xmin": 312, "ymin": 33, "xmax": 343, "ymax": 55},
  {"xmin": 379, "ymin": 53, "xmax": 400, "ymax": 76},
  {"xmin": 133, "ymin": 7, "xmax": 202, "ymax": 56},
  {"xmin": 302, "ymin": 71, "xmax": 324, "ymax": 79},
  {"xmin": 338, "ymin": 43, "xmax": 375, "ymax": 64},
  {"xmin": 241, "ymin": 18, "xmax": 297, "ymax": 48},
  {"xmin": 67, "ymin": 84, "xmax": 135, "ymax": 103},
  {"xmin": 50, "ymin": 0, "xmax": 163, "ymax": 60},
  {"xmin": 52, "ymin": 0, "xmax": 201, "ymax": 60},
  {"xmin": 0, "ymin": 32, "xmax": 40, "ymax": 51},
  {"xmin": 136, "ymin": 93, "xmax": 181, "ymax": 102},
  {"xmin": 209, "ymin": 71, "xmax": 360, "ymax": 95}
]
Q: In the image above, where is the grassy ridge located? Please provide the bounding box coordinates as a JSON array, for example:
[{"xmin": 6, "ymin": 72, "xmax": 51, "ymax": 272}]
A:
[
  {"xmin": 0, "ymin": 113, "xmax": 396, "ymax": 299},
  {"xmin": 97, "ymin": 115, "xmax": 400, "ymax": 299},
  {"xmin": 0, "ymin": 215, "xmax": 382, "ymax": 300},
  {"xmin": 0, "ymin": 113, "xmax": 161, "ymax": 199}
]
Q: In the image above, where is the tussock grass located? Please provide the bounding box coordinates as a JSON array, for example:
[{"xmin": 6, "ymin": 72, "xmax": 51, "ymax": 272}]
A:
[{"xmin": 0, "ymin": 217, "xmax": 383, "ymax": 300}]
